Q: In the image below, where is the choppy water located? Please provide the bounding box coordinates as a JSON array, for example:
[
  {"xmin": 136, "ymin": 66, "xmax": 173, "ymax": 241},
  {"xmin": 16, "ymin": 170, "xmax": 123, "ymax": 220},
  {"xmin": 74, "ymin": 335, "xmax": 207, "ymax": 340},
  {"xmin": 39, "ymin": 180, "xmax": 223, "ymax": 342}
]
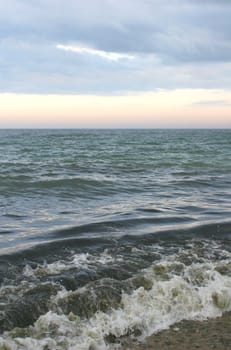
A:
[{"xmin": 0, "ymin": 129, "xmax": 231, "ymax": 349}]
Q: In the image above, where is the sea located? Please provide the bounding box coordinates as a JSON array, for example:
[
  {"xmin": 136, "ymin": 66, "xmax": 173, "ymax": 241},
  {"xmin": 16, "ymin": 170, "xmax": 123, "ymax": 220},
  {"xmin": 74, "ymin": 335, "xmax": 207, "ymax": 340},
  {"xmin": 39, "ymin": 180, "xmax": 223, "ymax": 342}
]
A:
[{"xmin": 0, "ymin": 129, "xmax": 231, "ymax": 350}]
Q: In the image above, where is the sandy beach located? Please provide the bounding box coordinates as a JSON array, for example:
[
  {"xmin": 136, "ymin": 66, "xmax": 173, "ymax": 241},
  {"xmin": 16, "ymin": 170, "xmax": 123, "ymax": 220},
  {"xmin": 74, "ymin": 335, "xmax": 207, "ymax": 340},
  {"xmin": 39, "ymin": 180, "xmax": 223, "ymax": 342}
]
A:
[{"xmin": 123, "ymin": 312, "xmax": 231, "ymax": 350}]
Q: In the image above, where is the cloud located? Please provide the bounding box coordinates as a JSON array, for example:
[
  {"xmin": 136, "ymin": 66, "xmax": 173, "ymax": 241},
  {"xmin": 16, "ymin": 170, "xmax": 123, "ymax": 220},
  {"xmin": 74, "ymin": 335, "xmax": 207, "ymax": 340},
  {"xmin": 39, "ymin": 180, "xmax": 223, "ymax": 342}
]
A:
[
  {"xmin": 56, "ymin": 44, "xmax": 135, "ymax": 61},
  {"xmin": 1, "ymin": 0, "xmax": 231, "ymax": 93},
  {"xmin": 192, "ymin": 100, "xmax": 231, "ymax": 106}
]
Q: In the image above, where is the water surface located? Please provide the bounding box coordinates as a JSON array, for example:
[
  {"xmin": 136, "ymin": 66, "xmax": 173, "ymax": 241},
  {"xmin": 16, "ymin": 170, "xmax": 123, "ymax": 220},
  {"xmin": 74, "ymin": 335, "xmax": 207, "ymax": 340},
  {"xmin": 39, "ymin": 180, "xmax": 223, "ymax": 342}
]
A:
[{"xmin": 0, "ymin": 129, "xmax": 231, "ymax": 349}]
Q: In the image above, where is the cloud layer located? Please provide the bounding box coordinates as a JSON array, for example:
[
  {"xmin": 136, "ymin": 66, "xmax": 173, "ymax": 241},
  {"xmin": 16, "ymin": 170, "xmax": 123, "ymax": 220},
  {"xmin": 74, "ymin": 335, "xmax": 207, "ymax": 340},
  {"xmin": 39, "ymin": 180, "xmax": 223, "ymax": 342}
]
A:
[{"xmin": 1, "ymin": 0, "xmax": 231, "ymax": 93}]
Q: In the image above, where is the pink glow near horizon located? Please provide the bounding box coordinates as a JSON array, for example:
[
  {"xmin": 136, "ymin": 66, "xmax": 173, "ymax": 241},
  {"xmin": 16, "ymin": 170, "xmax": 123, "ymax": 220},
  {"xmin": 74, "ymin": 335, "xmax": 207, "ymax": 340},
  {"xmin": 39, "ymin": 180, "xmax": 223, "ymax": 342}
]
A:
[{"xmin": 0, "ymin": 90, "xmax": 231, "ymax": 128}]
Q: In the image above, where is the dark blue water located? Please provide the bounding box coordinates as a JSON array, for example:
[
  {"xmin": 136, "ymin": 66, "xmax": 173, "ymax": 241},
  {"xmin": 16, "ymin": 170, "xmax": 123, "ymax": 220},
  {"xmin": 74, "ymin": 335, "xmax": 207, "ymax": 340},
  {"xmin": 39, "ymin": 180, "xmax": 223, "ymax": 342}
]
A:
[{"xmin": 0, "ymin": 129, "xmax": 231, "ymax": 349}]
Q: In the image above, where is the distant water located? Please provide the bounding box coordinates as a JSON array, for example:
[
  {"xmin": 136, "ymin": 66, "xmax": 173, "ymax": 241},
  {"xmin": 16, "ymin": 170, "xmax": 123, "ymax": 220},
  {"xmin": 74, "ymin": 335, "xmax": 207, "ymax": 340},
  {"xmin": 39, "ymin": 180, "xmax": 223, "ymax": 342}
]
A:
[{"xmin": 0, "ymin": 129, "xmax": 231, "ymax": 349}]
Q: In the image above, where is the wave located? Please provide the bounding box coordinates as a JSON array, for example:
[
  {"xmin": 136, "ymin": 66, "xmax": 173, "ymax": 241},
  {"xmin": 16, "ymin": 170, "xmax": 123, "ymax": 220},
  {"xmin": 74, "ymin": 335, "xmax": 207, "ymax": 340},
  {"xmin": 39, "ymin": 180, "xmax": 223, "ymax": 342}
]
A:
[
  {"xmin": 0, "ymin": 240, "xmax": 231, "ymax": 349},
  {"xmin": 1, "ymin": 219, "xmax": 231, "ymax": 267}
]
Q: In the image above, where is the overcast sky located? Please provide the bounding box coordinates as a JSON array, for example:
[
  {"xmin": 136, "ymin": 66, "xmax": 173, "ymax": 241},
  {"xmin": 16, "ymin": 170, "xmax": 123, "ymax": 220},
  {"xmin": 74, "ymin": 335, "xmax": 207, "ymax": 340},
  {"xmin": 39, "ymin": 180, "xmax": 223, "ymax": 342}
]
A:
[{"xmin": 0, "ymin": 0, "xmax": 231, "ymax": 127}]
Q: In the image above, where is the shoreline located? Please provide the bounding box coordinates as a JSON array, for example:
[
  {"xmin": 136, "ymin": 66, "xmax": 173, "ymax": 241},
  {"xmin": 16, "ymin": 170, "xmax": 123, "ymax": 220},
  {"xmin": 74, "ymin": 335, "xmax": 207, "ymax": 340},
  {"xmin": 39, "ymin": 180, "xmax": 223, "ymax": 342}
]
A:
[{"xmin": 122, "ymin": 312, "xmax": 231, "ymax": 350}]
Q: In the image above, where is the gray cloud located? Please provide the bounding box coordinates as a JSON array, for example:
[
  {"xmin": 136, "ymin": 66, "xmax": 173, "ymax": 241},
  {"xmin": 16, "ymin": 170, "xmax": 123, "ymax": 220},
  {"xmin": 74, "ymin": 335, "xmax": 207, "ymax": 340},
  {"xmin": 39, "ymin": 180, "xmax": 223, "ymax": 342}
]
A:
[
  {"xmin": 192, "ymin": 100, "xmax": 231, "ymax": 106},
  {"xmin": 1, "ymin": 0, "xmax": 231, "ymax": 93}
]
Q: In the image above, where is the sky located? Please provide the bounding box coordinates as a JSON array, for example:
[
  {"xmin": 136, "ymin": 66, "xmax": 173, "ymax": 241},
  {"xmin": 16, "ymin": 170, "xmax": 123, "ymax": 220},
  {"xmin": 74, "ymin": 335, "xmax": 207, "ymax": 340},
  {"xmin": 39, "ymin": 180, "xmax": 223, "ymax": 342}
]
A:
[{"xmin": 0, "ymin": 0, "xmax": 231, "ymax": 128}]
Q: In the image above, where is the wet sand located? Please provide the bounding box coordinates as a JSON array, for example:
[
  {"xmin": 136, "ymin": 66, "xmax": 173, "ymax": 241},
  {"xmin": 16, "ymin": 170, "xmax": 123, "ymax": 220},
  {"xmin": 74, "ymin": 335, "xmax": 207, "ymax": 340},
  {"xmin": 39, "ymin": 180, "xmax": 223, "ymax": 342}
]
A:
[{"xmin": 122, "ymin": 312, "xmax": 231, "ymax": 350}]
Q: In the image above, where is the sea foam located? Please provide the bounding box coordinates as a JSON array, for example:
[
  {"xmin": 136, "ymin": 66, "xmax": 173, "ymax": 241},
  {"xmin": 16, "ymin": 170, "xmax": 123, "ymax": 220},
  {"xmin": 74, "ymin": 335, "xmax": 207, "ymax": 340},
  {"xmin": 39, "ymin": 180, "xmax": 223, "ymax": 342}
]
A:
[{"xmin": 1, "ymin": 245, "xmax": 231, "ymax": 350}]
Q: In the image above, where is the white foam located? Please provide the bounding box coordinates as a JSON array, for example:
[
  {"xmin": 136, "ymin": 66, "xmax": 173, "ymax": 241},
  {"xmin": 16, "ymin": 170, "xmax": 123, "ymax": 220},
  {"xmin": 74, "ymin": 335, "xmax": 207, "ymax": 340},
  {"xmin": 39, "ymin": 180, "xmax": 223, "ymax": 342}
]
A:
[
  {"xmin": 2, "ymin": 256, "xmax": 231, "ymax": 350},
  {"xmin": 22, "ymin": 251, "xmax": 121, "ymax": 278},
  {"xmin": 2, "ymin": 241, "xmax": 231, "ymax": 349}
]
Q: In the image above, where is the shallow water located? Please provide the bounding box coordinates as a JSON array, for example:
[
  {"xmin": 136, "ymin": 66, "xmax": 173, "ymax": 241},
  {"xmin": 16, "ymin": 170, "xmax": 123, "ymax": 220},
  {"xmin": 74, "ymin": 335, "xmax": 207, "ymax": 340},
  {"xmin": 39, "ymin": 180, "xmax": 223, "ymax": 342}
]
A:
[{"xmin": 0, "ymin": 129, "xmax": 231, "ymax": 349}]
